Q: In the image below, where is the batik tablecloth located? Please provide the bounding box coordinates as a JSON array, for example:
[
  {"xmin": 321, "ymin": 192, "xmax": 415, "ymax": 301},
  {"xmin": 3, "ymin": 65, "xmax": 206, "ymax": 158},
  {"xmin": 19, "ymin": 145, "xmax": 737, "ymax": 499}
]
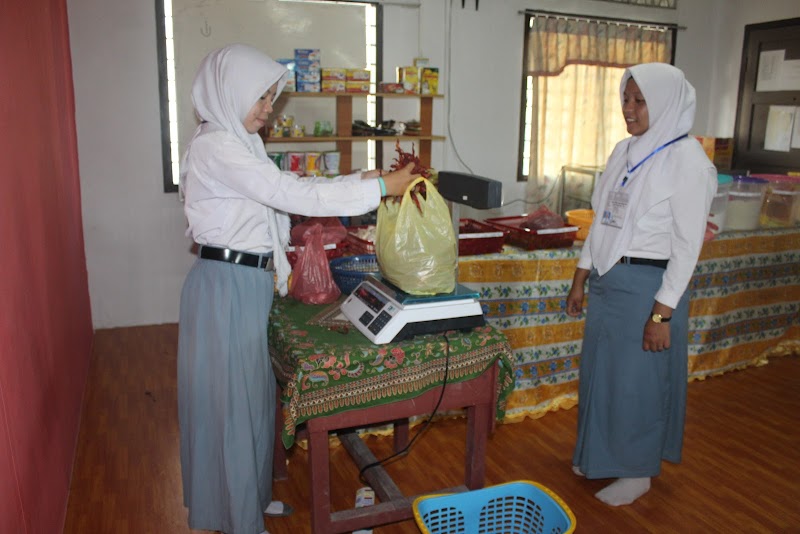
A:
[
  {"xmin": 457, "ymin": 227, "xmax": 800, "ymax": 423},
  {"xmin": 268, "ymin": 298, "xmax": 514, "ymax": 448}
]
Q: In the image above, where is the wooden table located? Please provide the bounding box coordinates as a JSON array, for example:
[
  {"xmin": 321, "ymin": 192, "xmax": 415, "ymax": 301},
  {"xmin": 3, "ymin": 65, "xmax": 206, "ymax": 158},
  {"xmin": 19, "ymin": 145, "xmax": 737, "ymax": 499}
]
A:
[{"xmin": 268, "ymin": 298, "xmax": 513, "ymax": 534}]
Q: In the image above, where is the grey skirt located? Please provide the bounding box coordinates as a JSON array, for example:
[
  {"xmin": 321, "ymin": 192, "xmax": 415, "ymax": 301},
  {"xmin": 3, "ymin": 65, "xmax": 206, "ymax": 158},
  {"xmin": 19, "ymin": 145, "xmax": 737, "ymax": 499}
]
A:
[
  {"xmin": 178, "ymin": 257, "xmax": 276, "ymax": 534},
  {"xmin": 573, "ymin": 262, "xmax": 690, "ymax": 479}
]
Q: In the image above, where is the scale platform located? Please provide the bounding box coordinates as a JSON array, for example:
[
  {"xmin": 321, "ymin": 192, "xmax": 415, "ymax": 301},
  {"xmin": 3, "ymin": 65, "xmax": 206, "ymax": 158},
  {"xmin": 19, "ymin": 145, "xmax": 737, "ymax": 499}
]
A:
[{"xmin": 340, "ymin": 275, "xmax": 485, "ymax": 345}]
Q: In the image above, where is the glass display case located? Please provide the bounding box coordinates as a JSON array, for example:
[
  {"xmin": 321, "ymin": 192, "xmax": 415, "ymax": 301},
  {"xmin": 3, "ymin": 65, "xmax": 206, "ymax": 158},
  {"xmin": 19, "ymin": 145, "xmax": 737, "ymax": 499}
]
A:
[{"xmin": 557, "ymin": 165, "xmax": 604, "ymax": 215}]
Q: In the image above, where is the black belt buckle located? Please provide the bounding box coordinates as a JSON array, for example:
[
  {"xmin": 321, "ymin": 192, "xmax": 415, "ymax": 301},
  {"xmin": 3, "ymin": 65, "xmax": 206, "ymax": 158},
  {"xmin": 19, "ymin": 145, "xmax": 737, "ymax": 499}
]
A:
[
  {"xmin": 619, "ymin": 256, "xmax": 668, "ymax": 269},
  {"xmin": 199, "ymin": 245, "xmax": 274, "ymax": 271}
]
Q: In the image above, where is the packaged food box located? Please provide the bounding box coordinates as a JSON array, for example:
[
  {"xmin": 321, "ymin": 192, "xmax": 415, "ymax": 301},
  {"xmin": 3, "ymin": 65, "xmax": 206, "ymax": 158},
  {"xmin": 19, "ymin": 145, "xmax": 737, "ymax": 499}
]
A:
[
  {"xmin": 321, "ymin": 67, "xmax": 347, "ymax": 81},
  {"xmin": 296, "ymin": 69, "xmax": 321, "ymax": 83},
  {"xmin": 420, "ymin": 67, "xmax": 439, "ymax": 95},
  {"xmin": 294, "ymin": 48, "xmax": 320, "ymax": 61},
  {"xmin": 321, "ymin": 80, "xmax": 346, "ymax": 93},
  {"xmin": 397, "ymin": 66, "xmax": 420, "ymax": 93},
  {"xmin": 296, "ymin": 81, "xmax": 320, "ymax": 93},
  {"xmin": 346, "ymin": 68, "xmax": 371, "ymax": 81},
  {"xmin": 296, "ymin": 58, "xmax": 321, "ymax": 71},
  {"xmin": 345, "ymin": 80, "xmax": 370, "ymax": 93},
  {"xmin": 378, "ymin": 82, "xmax": 405, "ymax": 94},
  {"xmin": 694, "ymin": 136, "xmax": 733, "ymax": 170},
  {"xmin": 276, "ymin": 59, "xmax": 297, "ymax": 92},
  {"xmin": 458, "ymin": 219, "xmax": 505, "ymax": 255},
  {"xmin": 485, "ymin": 216, "xmax": 578, "ymax": 250}
]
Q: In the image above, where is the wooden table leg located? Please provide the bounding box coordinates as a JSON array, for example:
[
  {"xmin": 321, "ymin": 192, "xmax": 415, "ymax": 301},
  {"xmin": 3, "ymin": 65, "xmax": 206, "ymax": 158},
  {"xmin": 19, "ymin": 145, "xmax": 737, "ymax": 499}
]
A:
[
  {"xmin": 465, "ymin": 401, "xmax": 491, "ymax": 489},
  {"xmin": 393, "ymin": 418, "xmax": 409, "ymax": 452},
  {"xmin": 309, "ymin": 424, "xmax": 332, "ymax": 534},
  {"xmin": 273, "ymin": 387, "xmax": 288, "ymax": 480}
]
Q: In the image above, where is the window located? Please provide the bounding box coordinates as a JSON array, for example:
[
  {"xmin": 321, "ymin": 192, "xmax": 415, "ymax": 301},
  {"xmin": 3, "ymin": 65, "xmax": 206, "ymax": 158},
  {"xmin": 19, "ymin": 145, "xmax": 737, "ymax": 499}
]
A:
[
  {"xmin": 518, "ymin": 12, "xmax": 675, "ymax": 210},
  {"xmin": 155, "ymin": 0, "xmax": 380, "ymax": 193}
]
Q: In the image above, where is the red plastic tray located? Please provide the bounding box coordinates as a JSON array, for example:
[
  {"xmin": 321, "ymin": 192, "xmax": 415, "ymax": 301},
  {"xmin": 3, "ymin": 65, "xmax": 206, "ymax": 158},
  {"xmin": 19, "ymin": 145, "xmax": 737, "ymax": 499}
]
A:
[
  {"xmin": 459, "ymin": 219, "xmax": 505, "ymax": 255},
  {"xmin": 484, "ymin": 216, "xmax": 578, "ymax": 250}
]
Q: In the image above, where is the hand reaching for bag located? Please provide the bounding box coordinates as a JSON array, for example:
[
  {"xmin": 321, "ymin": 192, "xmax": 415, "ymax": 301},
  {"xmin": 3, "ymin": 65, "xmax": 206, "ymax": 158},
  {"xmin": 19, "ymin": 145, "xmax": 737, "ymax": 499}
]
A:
[{"xmin": 363, "ymin": 163, "xmax": 418, "ymax": 197}]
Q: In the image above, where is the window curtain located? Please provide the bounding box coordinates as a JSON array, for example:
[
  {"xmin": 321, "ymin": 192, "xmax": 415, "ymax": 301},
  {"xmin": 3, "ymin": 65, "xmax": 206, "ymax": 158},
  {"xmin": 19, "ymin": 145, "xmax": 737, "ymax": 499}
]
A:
[{"xmin": 524, "ymin": 15, "xmax": 673, "ymax": 202}]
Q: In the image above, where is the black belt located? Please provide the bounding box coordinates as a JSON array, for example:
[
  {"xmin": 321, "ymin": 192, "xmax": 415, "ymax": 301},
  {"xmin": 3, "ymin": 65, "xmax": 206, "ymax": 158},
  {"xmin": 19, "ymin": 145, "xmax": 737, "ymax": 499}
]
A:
[
  {"xmin": 618, "ymin": 256, "xmax": 669, "ymax": 269},
  {"xmin": 199, "ymin": 245, "xmax": 274, "ymax": 271}
]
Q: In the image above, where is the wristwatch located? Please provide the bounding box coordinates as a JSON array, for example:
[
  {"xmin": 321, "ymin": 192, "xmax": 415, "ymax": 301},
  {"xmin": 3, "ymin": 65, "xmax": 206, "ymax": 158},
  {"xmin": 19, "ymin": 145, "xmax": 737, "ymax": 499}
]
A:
[{"xmin": 650, "ymin": 313, "xmax": 671, "ymax": 324}]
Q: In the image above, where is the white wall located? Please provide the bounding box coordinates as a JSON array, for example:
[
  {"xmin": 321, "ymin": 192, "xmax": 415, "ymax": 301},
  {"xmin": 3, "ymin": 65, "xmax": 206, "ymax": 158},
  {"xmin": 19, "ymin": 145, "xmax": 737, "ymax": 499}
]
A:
[{"xmin": 67, "ymin": 0, "xmax": 800, "ymax": 328}]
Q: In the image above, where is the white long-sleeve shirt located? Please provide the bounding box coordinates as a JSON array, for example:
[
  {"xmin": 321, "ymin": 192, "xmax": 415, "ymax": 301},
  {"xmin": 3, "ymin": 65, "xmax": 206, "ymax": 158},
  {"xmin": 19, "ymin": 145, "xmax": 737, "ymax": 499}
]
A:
[
  {"xmin": 577, "ymin": 138, "xmax": 717, "ymax": 309},
  {"xmin": 183, "ymin": 130, "xmax": 381, "ymax": 253}
]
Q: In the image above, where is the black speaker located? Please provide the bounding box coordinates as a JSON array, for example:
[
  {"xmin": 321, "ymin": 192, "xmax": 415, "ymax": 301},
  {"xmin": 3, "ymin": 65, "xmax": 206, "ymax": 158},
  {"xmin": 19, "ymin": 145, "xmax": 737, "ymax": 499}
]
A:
[{"xmin": 436, "ymin": 171, "xmax": 503, "ymax": 209}]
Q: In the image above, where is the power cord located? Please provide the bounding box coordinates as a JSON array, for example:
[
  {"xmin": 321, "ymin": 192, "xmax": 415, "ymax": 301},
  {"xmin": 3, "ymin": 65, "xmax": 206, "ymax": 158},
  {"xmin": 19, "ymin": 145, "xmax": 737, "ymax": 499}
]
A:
[{"xmin": 358, "ymin": 333, "xmax": 451, "ymax": 483}]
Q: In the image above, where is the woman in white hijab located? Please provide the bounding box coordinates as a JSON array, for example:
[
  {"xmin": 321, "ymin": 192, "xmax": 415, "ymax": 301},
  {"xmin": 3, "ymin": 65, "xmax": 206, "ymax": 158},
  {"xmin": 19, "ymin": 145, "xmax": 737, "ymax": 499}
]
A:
[
  {"xmin": 565, "ymin": 63, "xmax": 717, "ymax": 506},
  {"xmin": 177, "ymin": 44, "xmax": 418, "ymax": 534}
]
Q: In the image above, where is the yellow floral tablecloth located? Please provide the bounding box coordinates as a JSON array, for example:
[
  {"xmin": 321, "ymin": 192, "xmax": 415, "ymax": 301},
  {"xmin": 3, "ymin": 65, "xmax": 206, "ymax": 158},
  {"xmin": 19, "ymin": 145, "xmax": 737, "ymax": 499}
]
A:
[{"xmin": 457, "ymin": 228, "xmax": 800, "ymax": 424}]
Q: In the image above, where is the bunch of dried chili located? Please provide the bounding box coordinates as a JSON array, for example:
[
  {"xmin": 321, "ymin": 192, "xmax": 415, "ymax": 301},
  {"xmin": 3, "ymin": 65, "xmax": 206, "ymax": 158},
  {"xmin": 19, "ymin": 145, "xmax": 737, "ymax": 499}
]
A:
[{"xmin": 385, "ymin": 140, "xmax": 430, "ymax": 213}]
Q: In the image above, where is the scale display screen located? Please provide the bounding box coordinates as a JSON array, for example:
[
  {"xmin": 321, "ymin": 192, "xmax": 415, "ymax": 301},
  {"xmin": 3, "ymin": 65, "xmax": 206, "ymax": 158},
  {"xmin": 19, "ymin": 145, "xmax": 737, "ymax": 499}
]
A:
[{"xmin": 354, "ymin": 284, "xmax": 387, "ymax": 313}]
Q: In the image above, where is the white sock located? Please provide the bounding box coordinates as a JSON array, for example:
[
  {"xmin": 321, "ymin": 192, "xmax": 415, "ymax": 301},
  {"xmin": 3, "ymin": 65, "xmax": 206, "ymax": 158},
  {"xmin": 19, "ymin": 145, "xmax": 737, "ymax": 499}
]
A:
[
  {"xmin": 264, "ymin": 501, "xmax": 284, "ymax": 515},
  {"xmin": 572, "ymin": 465, "xmax": 585, "ymax": 477},
  {"xmin": 595, "ymin": 477, "xmax": 651, "ymax": 506}
]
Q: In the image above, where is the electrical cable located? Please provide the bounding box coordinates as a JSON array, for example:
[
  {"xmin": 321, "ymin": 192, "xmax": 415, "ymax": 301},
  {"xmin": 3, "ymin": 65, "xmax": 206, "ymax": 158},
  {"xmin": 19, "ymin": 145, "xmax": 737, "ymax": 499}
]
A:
[
  {"xmin": 444, "ymin": 0, "xmax": 474, "ymax": 174},
  {"xmin": 357, "ymin": 333, "xmax": 451, "ymax": 483}
]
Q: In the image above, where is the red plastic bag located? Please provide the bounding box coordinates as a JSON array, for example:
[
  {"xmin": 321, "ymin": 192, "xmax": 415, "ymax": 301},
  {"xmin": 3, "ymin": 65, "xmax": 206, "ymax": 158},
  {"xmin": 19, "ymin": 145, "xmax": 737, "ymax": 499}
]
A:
[
  {"xmin": 289, "ymin": 224, "xmax": 341, "ymax": 305},
  {"xmin": 290, "ymin": 217, "xmax": 347, "ymax": 246}
]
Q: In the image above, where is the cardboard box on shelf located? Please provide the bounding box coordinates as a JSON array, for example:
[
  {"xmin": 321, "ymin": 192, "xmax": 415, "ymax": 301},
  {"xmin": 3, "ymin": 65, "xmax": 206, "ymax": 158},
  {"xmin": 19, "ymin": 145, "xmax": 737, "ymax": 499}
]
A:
[
  {"xmin": 397, "ymin": 66, "xmax": 419, "ymax": 94},
  {"xmin": 695, "ymin": 136, "xmax": 734, "ymax": 170},
  {"xmin": 345, "ymin": 80, "xmax": 370, "ymax": 93},
  {"xmin": 294, "ymin": 48, "xmax": 320, "ymax": 61},
  {"xmin": 321, "ymin": 68, "xmax": 347, "ymax": 81},
  {"xmin": 421, "ymin": 67, "xmax": 439, "ymax": 95},
  {"xmin": 346, "ymin": 68, "xmax": 371, "ymax": 81},
  {"xmin": 321, "ymin": 80, "xmax": 346, "ymax": 93}
]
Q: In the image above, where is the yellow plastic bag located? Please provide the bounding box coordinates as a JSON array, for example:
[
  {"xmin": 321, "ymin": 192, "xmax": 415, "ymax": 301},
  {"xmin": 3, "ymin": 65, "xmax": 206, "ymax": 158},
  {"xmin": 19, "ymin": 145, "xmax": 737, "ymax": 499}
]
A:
[{"xmin": 375, "ymin": 177, "xmax": 457, "ymax": 295}]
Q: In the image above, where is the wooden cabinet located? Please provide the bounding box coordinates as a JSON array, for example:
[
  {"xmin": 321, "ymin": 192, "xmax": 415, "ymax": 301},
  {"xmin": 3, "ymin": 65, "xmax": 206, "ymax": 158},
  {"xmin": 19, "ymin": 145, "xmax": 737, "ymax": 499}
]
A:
[{"xmin": 264, "ymin": 92, "xmax": 445, "ymax": 173}]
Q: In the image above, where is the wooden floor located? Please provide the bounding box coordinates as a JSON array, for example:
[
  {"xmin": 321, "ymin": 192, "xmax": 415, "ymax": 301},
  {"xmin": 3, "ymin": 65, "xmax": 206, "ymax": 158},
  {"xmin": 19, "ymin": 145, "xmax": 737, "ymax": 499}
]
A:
[{"xmin": 63, "ymin": 324, "xmax": 800, "ymax": 534}]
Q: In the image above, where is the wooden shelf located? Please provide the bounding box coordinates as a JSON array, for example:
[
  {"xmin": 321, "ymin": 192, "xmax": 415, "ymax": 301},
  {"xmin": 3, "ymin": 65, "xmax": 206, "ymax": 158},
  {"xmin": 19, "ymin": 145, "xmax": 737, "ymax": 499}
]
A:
[
  {"xmin": 283, "ymin": 92, "xmax": 444, "ymax": 99},
  {"xmin": 269, "ymin": 92, "xmax": 444, "ymax": 171},
  {"xmin": 265, "ymin": 135, "xmax": 446, "ymax": 143}
]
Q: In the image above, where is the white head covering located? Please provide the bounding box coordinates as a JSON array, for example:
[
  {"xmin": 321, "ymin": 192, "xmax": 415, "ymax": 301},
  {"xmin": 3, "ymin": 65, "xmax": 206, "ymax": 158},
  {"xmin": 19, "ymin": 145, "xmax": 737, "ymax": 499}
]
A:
[
  {"xmin": 622, "ymin": 63, "xmax": 696, "ymax": 171},
  {"xmin": 589, "ymin": 62, "xmax": 711, "ymax": 275},
  {"xmin": 182, "ymin": 44, "xmax": 294, "ymax": 296}
]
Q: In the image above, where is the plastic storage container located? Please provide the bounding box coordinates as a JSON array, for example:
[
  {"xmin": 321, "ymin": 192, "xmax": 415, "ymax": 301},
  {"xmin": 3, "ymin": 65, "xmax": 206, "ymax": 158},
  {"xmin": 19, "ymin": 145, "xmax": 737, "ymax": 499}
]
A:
[
  {"xmin": 725, "ymin": 176, "xmax": 767, "ymax": 231},
  {"xmin": 413, "ymin": 480, "xmax": 576, "ymax": 534},
  {"xmin": 329, "ymin": 255, "xmax": 380, "ymax": 294},
  {"xmin": 565, "ymin": 209, "xmax": 594, "ymax": 241},
  {"xmin": 484, "ymin": 216, "xmax": 578, "ymax": 250},
  {"xmin": 707, "ymin": 174, "xmax": 732, "ymax": 235},
  {"xmin": 458, "ymin": 219, "xmax": 505, "ymax": 255},
  {"xmin": 752, "ymin": 174, "xmax": 800, "ymax": 228}
]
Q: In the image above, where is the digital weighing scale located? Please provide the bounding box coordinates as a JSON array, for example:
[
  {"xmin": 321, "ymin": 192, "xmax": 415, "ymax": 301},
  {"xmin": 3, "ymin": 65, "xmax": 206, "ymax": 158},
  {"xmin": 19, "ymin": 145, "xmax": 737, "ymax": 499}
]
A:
[
  {"xmin": 339, "ymin": 171, "xmax": 503, "ymax": 345},
  {"xmin": 340, "ymin": 275, "xmax": 485, "ymax": 345}
]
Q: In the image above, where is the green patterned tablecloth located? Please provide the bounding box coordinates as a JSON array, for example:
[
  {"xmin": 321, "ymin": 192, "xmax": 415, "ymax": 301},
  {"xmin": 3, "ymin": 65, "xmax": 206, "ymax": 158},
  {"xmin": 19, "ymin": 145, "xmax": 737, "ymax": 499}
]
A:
[{"xmin": 269, "ymin": 298, "xmax": 514, "ymax": 448}]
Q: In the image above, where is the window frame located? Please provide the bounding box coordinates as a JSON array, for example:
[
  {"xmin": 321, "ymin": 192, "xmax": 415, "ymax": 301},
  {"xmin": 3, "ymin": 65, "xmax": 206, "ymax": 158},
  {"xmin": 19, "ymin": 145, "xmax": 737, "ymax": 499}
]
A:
[
  {"xmin": 155, "ymin": 0, "xmax": 384, "ymax": 193},
  {"xmin": 516, "ymin": 12, "xmax": 677, "ymax": 182}
]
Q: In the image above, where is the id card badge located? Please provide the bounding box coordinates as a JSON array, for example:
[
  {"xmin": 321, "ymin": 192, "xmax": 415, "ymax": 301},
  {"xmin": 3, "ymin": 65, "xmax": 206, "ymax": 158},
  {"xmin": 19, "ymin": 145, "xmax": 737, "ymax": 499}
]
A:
[{"xmin": 601, "ymin": 190, "xmax": 630, "ymax": 228}]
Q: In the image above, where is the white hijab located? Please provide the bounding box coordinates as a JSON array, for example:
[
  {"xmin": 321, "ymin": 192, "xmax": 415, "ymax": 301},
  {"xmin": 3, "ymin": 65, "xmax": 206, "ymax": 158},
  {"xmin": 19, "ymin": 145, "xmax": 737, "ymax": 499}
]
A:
[
  {"xmin": 590, "ymin": 62, "xmax": 708, "ymax": 275},
  {"xmin": 182, "ymin": 44, "xmax": 294, "ymax": 296}
]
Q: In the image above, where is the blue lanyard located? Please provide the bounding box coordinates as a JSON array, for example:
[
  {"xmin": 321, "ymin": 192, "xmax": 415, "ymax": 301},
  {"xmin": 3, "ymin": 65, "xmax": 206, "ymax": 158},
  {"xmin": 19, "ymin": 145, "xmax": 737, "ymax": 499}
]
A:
[{"xmin": 622, "ymin": 134, "xmax": 688, "ymax": 187}]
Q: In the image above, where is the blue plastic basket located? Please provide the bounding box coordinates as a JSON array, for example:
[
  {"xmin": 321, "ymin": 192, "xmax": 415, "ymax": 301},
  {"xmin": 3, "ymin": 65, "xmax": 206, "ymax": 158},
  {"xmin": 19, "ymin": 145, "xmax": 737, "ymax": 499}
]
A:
[
  {"xmin": 413, "ymin": 480, "xmax": 576, "ymax": 534},
  {"xmin": 329, "ymin": 254, "xmax": 380, "ymax": 294}
]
